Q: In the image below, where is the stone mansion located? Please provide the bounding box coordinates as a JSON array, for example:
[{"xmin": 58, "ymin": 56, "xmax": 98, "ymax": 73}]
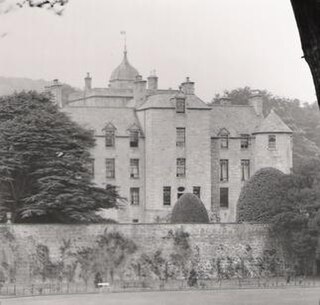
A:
[{"xmin": 46, "ymin": 48, "xmax": 293, "ymax": 223}]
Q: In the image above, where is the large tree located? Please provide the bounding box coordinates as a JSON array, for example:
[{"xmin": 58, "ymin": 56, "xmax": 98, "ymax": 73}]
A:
[
  {"xmin": 291, "ymin": 0, "xmax": 320, "ymax": 107},
  {"xmin": 0, "ymin": 91, "xmax": 118, "ymax": 223}
]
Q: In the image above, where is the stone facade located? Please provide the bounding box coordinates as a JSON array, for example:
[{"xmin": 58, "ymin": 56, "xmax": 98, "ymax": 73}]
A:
[
  {"xmin": 46, "ymin": 49, "xmax": 293, "ymax": 223},
  {"xmin": 0, "ymin": 223, "xmax": 278, "ymax": 284}
]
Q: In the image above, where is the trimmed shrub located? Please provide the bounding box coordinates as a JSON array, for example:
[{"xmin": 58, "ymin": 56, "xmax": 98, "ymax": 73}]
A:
[
  {"xmin": 171, "ymin": 193, "xmax": 209, "ymax": 224},
  {"xmin": 237, "ymin": 167, "xmax": 287, "ymax": 223}
]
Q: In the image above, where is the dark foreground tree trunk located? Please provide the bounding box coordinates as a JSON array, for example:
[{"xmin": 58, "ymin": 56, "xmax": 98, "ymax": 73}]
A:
[{"xmin": 291, "ymin": 0, "xmax": 320, "ymax": 107}]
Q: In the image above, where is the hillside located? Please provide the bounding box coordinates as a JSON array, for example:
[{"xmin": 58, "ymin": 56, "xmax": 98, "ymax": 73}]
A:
[
  {"xmin": 211, "ymin": 87, "xmax": 320, "ymax": 168},
  {"xmin": 0, "ymin": 76, "xmax": 53, "ymax": 95}
]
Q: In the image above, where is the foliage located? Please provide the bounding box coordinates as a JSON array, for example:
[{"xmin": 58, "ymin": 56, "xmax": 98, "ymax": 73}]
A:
[
  {"xmin": 238, "ymin": 159, "xmax": 320, "ymax": 275},
  {"xmin": 171, "ymin": 193, "xmax": 209, "ymax": 224},
  {"xmin": 237, "ymin": 167, "xmax": 287, "ymax": 223},
  {"xmin": 0, "ymin": 91, "xmax": 119, "ymax": 223},
  {"xmin": 0, "ymin": 0, "xmax": 69, "ymax": 15},
  {"xmin": 94, "ymin": 231, "xmax": 137, "ymax": 281},
  {"xmin": 139, "ymin": 250, "xmax": 169, "ymax": 281}
]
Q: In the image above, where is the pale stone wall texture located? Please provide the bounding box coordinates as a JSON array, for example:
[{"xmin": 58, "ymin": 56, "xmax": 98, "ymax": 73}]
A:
[{"xmin": 0, "ymin": 223, "xmax": 281, "ymax": 285}]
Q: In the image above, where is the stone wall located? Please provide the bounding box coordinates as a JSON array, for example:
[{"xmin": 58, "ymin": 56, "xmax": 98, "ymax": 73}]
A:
[{"xmin": 0, "ymin": 223, "xmax": 282, "ymax": 285}]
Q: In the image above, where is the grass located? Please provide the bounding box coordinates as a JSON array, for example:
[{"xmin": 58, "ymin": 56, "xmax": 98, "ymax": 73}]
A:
[{"xmin": 1, "ymin": 287, "xmax": 320, "ymax": 305}]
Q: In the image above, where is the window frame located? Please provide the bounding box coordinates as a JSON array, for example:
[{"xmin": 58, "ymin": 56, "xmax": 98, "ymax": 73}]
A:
[
  {"xmin": 130, "ymin": 159, "xmax": 140, "ymax": 179},
  {"xmin": 176, "ymin": 127, "xmax": 186, "ymax": 147},
  {"xmin": 130, "ymin": 187, "xmax": 140, "ymax": 206},
  {"xmin": 240, "ymin": 134, "xmax": 250, "ymax": 149},
  {"xmin": 268, "ymin": 134, "xmax": 276, "ymax": 149},
  {"xmin": 105, "ymin": 129, "xmax": 115, "ymax": 147},
  {"xmin": 105, "ymin": 158, "xmax": 115, "ymax": 179},
  {"xmin": 176, "ymin": 98, "xmax": 186, "ymax": 113},
  {"xmin": 130, "ymin": 130, "xmax": 139, "ymax": 148},
  {"xmin": 176, "ymin": 158, "xmax": 186, "ymax": 178},
  {"xmin": 163, "ymin": 186, "xmax": 171, "ymax": 206},
  {"xmin": 220, "ymin": 134, "xmax": 229, "ymax": 149},
  {"xmin": 220, "ymin": 187, "xmax": 229, "ymax": 208},
  {"xmin": 220, "ymin": 159, "xmax": 229, "ymax": 182},
  {"xmin": 241, "ymin": 159, "xmax": 250, "ymax": 181}
]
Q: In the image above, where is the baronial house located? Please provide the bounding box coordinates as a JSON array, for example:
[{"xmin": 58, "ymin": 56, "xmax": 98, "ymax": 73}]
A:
[{"xmin": 46, "ymin": 47, "xmax": 293, "ymax": 223}]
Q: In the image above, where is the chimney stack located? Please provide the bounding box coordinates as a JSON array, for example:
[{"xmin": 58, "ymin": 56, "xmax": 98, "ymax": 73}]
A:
[
  {"xmin": 249, "ymin": 91, "xmax": 264, "ymax": 116},
  {"xmin": 147, "ymin": 70, "xmax": 158, "ymax": 90},
  {"xmin": 84, "ymin": 72, "xmax": 92, "ymax": 91},
  {"xmin": 46, "ymin": 79, "xmax": 64, "ymax": 108},
  {"xmin": 133, "ymin": 75, "xmax": 147, "ymax": 105},
  {"xmin": 180, "ymin": 77, "xmax": 195, "ymax": 95}
]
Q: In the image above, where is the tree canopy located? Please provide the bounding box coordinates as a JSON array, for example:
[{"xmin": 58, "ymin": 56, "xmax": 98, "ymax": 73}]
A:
[
  {"xmin": 237, "ymin": 162, "xmax": 320, "ymax": 275},
  {"xmin": 0, "ymin": 91, "xmax": 118, "ymax": 223},
  {"xmin": 171, "ymin": 193, "xmax": 209, "ymax": 224}
]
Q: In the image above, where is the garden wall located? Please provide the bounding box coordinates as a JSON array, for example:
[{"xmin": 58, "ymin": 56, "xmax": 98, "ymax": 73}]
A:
[{"xmin": 0, "ymin": 223, "xmax": 281, "ymax": 285}]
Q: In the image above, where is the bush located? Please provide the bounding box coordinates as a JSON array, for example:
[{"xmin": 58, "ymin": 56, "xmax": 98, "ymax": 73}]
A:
[
  {"xmin": 237, "ymin": 167, "xmax": 287, "ymax": 223},
  {"xmin": 171, "ymin": 193, "xmax": 209, "ymax": 224}
]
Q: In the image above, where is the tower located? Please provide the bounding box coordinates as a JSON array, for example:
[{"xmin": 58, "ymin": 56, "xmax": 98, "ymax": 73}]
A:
[{"xmin": 253, "ymin": 109, "xmax": 293, "ymax": 174}]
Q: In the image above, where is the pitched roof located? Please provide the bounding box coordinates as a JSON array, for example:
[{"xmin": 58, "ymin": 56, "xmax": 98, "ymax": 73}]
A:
[
  {"xmin": 137, "ymin": 93, "xmax": 211, "ymax": 110},
  {"xmin": 253, "ymin": 109, "xmax": 292, "ymax": 134},
  {"xmin": 210, "ymin": 105, "xmax": 261, "ymax": 137},
  {"xmin": 63, "ymin": 106, "xmax": 142, "ymax": 136}
]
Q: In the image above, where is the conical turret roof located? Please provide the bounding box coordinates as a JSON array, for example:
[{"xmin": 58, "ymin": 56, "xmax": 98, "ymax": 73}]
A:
[{"xmin": 253, "ymin": 109, "xmax": 292, "ymax": 134}]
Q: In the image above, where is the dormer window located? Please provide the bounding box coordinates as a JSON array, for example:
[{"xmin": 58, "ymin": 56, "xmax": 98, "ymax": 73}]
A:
[
  {"xmin": 130, "ymin": 130, "xmax": 139, "ymax": 147},
  {"xmin": 103, "ymin": 123, "xmax": 116, "ymax": 148},
  {"xmin": 105, "ymin": 130, "xmax": 115, "ymax": 147},
  {"xmin": 240, "ymin": 134, "xmax": 250, "ymax": 149},
  {"xmin": 176, "ymin": 98, "xmax": 185, "ymax": 113},
  {"xmin": 219, "ymin": 128, "xmax": 230, "ymax": 149}
]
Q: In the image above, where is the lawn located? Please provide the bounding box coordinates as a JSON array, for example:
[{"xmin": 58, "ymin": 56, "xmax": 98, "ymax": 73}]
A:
[{"xmin": 1, "ymin": 288, "xmax": 320, "ymax": 305}]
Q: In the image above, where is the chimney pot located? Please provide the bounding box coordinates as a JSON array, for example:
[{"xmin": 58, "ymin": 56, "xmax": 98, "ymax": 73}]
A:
[{"xmin": 180, "ymin": 77, "xmax": 195, "ymax": 95}]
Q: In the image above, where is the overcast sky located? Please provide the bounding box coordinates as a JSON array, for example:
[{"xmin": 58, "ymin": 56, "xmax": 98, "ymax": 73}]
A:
[{"xmin": 0, "ymin": 0, "xmax": 316, "ymax": 103}]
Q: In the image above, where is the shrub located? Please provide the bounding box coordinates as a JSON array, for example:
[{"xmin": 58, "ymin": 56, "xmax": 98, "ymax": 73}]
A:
[
  {"xmin": 237, "ymin": 167, "xmax": 287, "ymax": 223},
  {"xmin": 171, "ymin": 193, "xmax": 209, "ymax": 223}
]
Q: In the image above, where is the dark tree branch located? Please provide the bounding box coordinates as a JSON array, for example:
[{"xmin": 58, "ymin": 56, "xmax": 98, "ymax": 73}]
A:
[{"xmin": 291, "ymin": 0, "xmax": 320, "ymax": 107}]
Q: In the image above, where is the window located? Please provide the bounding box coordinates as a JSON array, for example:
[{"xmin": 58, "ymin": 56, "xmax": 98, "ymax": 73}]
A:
[
  {"xmin": 241, "ymin": 160, "xmax": 250, "ymax": 181},
  {"xmin": 193, "ymin": 186, "xmax": 201, "ymax": 198},
  {"xmin": 163, "ymin": 186, "xmax": 171, "ymax": 206},
  {"xmin": 130, "ymin": 159, "xmax": 139, "ymax": 178},
  {"xmin": 268, "ymin": 135, "xmax": 276, "ymax": 149},
  {"xmin": 177, "ymin": 158, "xmax": 186, "ymax": 178},
  {"xmin": 105, "ymin": 158, "xmax": 115, "ymax": 178},
  {"xmin": 106, "ymin": 184, "xmax": 117, "ymax": 204},
  {"xmin": 130, "ymin": 187, "xmax": 140, "ymax": 205},
  {"xmin": 130, "ymin": 130, "xmax": 139, "ymax": 147},
  {"xmin": 240, "ymin": 134, "xmax": 250, "ymax": 149},
  {"xmin": 105, "ymin": 129, "xmax": 115, "ymax": 147},
  {"xmin": 86, "ymin": 158, "xmax": 94, "ymax": 178},
  {"xmin": 176, "ymin": 128, "xmax": 186, "ymax": 147},
  {"xmin": 220, "ymin": 159, "xmax": 229, "ymax": 182},
  {"xmin": 176, "ymin": 98, "xmax": 185, "ymax": 113},
  {"xmin": 132, "ymin": 219, "xmax": 139, "ymax": 223},
  {"xmin": 220, "ymin": 134, "xmax": 229, "ymax": 149},
  {"xmin": 220, "ymin": 187, "xmax": 229, "ymax": 208}
]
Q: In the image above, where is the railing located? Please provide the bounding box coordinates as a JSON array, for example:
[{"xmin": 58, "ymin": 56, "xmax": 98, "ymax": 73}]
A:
[{"xmin": 0, "ymin": 277, "xmax": 319, "ymax": 297}]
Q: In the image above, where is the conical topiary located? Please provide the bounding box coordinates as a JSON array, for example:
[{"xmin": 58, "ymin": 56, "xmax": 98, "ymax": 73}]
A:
[
  {"xmin": 236, "ymin": 167, "xmax": 287, "ymax": 223},
  {"xmin": 171, "ymin": 193, "xmax": 209, "ymax": 224}
]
